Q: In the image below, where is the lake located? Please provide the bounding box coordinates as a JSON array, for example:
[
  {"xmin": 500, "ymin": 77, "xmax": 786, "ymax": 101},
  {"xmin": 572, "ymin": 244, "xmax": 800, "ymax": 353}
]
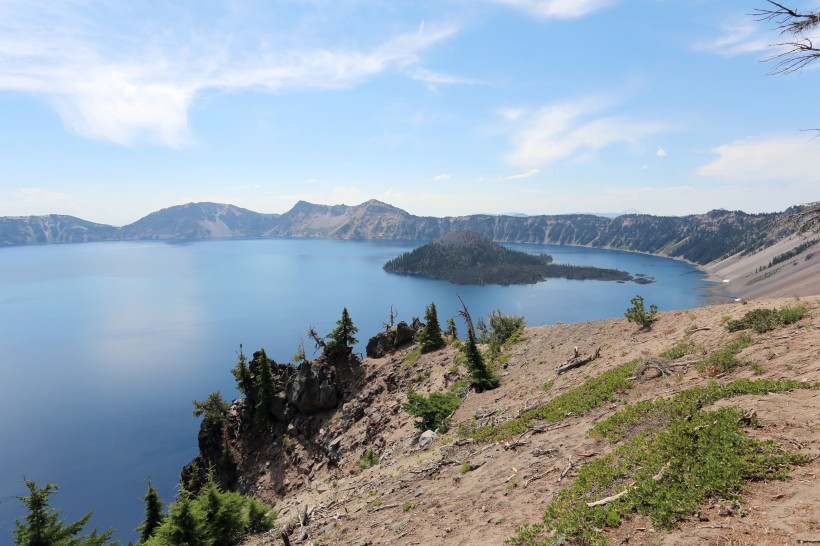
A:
[{"xmin": 0, "ymin": 238, "xmax": 717, "ymax": 542}]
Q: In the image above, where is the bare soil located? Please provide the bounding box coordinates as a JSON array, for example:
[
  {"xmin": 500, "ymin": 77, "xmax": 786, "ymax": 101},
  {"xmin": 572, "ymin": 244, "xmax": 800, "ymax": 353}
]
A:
[{"xmin": 241, "ymin": 295, "xmax": 820, "ymax": 546}]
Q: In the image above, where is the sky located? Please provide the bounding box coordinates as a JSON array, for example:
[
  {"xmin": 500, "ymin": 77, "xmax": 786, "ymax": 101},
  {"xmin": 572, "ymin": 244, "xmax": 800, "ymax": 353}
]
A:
[{"xmin": 0, "ymin": 0, "xmax": 819, "ymax": 226}]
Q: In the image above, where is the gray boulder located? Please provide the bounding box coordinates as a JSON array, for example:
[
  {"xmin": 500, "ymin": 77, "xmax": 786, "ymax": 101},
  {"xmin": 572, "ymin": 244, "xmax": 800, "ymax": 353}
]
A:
[
  {"xmin": 287, "ymin": 361, "xmax": 339, "ymax": 414},
  {"xmin": 418, "ymin": 430, "xmax": 437, "ymax": 449}
]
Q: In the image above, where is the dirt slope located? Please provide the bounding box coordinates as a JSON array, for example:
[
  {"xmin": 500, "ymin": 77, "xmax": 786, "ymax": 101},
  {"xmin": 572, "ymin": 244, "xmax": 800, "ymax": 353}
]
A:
[
  {"xmin": 706, "ymin": 234, "xmax": 820, "ymax": 300},
  {"xmin": 240, "ymin": 296, "xmax": 820, "ymax": 546}
]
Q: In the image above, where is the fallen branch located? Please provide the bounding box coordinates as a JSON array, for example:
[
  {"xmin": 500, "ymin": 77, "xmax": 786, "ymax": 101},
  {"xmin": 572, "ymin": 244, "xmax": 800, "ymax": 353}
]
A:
[
  {"xmin": 652, "ymin": 461, "xmax": 671, "ymax": 482},
  {"xmin": 558, "ymin": 455, "xmax": 574, "ymax": 482},
  {"xmin": 503, "ymin": 440, "xmax": 530, "ymax": 451},
  {"xmin": 586, "ymin": 488, "xmax": 630, "ymax": 508},
  {"xmin": 524, "ymin": 467, "xmax": 557, "ymax": 487},
  {"xmin": 369, "ymin": 503, "xmax": 400, "ymax": 513},
  {"xmin": 557, "ymin": 347, "xmax": 601, "ymax": 375},
  {"xmin": 529, "ymin": 422, "xmax": 571, "ymax": 434}
]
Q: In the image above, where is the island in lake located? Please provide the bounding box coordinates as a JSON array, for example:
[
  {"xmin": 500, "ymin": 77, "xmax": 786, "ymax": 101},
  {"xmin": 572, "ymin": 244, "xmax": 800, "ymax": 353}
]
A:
[{"xmin": 383, "ymin": 231, "xmax": 654, "ymax": 285}]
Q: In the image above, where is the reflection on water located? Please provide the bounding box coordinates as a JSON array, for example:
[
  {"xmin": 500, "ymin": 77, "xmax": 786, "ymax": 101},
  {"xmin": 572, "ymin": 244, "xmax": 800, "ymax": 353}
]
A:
[{"xmin": 0, "ymin": 238, "xmax": 717, "ymax": 543}]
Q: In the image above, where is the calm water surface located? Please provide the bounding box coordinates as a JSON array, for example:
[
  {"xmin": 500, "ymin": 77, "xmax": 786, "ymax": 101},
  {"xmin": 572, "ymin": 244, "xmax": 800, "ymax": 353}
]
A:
[{"xmin": 0, "ymin": 238, "xmax": 717, "ymax": 542}]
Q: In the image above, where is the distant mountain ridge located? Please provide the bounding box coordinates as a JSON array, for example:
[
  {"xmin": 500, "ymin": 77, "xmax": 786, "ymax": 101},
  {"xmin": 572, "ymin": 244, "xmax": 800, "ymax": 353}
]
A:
[{"xmin": 0, "ymin": 199, "xmax": 800, "ymax": 265}]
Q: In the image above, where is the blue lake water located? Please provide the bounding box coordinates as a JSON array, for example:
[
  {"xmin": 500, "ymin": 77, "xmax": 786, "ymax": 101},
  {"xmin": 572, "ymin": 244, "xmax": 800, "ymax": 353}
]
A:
[{"xmin": 0, "ymin": 238, "xmax": 718, "ymax": 542}]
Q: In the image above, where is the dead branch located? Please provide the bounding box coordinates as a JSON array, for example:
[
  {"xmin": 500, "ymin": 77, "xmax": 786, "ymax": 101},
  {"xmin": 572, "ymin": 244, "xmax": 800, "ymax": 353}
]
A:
[
  {"xmin": 532, "ymin": 447, "xmax": 558, "ymax": 457},
  {"xmin": 586, "ymin": 488, "xmax": 630, "ymax": 508},
  {"xmin": 652, "ymin": 461, "xmax": 671, "ymax": 482},
  {"xmin": 629, "ymin": 357, "xmax": 674, "ymax": 380},
  {"xmin": 529, "ymin": 422, "xmax": 571, "ymax": 434},
  {"xmin": 369, "ymin": 502, "xmax": 400, "ymax": 513},
  {"xmin": 524, "ymin": 467, "xmax": 557, "ymax": 487},
  {"xmin": 557, "ymin": 347, "xmax": 601, "ymax": 375},
  {"xmin": 503, "ymin": 439, "xmax": 530, "ymax": 451},
  {"xmin": 756, "ymin": 2, "xmax": 820, "ymax": 74},
  {"xmin": 558, "ymin": 455, "xmax": 574, "ymax": 482}
]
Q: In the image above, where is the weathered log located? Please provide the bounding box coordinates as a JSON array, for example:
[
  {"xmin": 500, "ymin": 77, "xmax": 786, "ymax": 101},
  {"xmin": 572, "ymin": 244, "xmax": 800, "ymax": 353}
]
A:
[{"xmin": 557, "ymin": 347, "xmax": 601, "ymax": 375}]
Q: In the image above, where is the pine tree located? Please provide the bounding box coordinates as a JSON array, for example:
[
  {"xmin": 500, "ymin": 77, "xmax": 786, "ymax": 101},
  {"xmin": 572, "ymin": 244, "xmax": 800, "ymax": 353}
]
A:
[
  {"xmin": 417, "ymin": 302, "xmax": 445, "ymax": 353},
  {"xmin": 192, "ymin": 392, "xmax": 229, "ymax": 428},
  {"xmin": 136, "ymin": 481, "xmax": 165, "ymax": 543},
  {"xmin": 246, "ymin": 497, "xmax": 276, "ymax": 534},
  {"xmin": 202, "ymin": 483, "xmax": 244, "ymax": 546},
  {"xmin": 445, "ymin": 317, "xmax": 458, "ymax": 339},
  {"xmin": 13, "ymin": 479, "xmax": 116, "ymax": 546},
  {"xmin": 165, "ymin": 498, "xmax": 203, "ymax": 546},
  {"xmin": 230, "ymin": 344, "xmax": 253, "ymax": 399},
  {"xmin": 253, "ymin": 349, "xmax": 275, "ymax": 427},
  {"xmin": 462, "ymin": 326, "xmax": 500, "ymax": 392},
  {"xmin": 325, "ymin": 307, "xmax": 359, "ymax": 362},
  {"xmin": 456, "ymin": 295, "xmax": 499, "ymax": 392}
]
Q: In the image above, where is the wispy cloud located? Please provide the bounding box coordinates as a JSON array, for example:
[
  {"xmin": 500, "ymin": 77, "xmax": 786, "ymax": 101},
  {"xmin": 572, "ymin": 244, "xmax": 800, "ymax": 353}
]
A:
[
  {"xmin": 483, "ymin": 0, "xmax": 615, "ymax": 19},
  {"xmin": 410, "ymin": 67, "xmax": 484, "ymax": 86},
  {"xmin": 503, "ymin": 97, "xmax": 664, "ymax": 167},
  {"xmin": 434, "ymin": 173, "xmax": 452, "ymax": 181},
  {"xmin": 697, "ymin": 135, "xmax": 820, "ymax": 184},
  {"xmin": 0, "ymin": 2, "xmax": 455, "ymax": 147},
  {"xmin": 694, "ymin": 22, "xmax": 771, "ymax": 56},
  {"xmin": 656, "ymin": 147, "xmax": 667, "ymax": 157},
  {"xmin": 479, "ymin": 168, "xmax": 540, "ymax": 181}
]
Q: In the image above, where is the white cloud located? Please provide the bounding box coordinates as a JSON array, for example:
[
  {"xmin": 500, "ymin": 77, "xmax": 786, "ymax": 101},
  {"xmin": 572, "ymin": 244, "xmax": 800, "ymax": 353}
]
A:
[
  {"xmin": 656, "ymin": 147, "xmax": 667, "ymax": 157},
  {"xmin": 479, "ymin": 168, "xmax": 540, "ymax": 181},
  {"xmin": 504, "ymin": 97, "xmax": 664, "ymax": 167},
  {"xmin": 694, "ymin": 22, "xmax": 771, "ymax": 56},
  {"xmin": 498, "ymin": 107, "xmax": 525, "ymax": 121},
  {"xmin": 410, "ymin": 67, "xmax": 483, "ymax": 86},
  {"xmin": 697, "ymin": 135, "xmax": 820, "ymax": 184},
  {"xmin": 484, "ymin": 0, "xmax": 615, "ymax": 19},
  {"xmin": 434, "ymin": 174, "xmax": 452, "ymax": 181},
  {"xmin": 0, "ymin": 3, "xmax": 455, "ymax": 147}
]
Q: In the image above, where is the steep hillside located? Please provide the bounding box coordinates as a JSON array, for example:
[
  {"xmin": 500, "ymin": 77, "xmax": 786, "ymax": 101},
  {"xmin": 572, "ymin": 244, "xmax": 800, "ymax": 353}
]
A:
[
  {"xmin": 184, "ymin": 296, "xmax": 819, "ymax": 546},
  {"xmin": 0, "ymin": 214, "xmax": 116, "ymax": 246},
  {"xmin": 119, "ymin": 202, "xmax": 279, "ymax": 239},
  {"xmin": 706, "ymin": 233, "xmax": 820, "ymax": 300}
]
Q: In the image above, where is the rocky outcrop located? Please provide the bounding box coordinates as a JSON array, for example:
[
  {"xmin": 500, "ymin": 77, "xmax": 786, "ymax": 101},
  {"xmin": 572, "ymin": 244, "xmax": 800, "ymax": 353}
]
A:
[
  {"xmin": 287, "ymin": 361, "xmax": 339, "ymax": 414},
  {"xmin": 365, "ymin": 321, "xmax": 419, "ymax": 358},
  {"xmin": 181, "ymin": 350, "xmax": 367, "ymax": 497}
]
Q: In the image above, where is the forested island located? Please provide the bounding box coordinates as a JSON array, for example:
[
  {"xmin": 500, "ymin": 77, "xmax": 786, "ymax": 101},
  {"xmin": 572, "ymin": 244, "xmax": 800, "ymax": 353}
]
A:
[{"xmin": 383, "ymin": 231, "xmax": 652, "ymax": 285}]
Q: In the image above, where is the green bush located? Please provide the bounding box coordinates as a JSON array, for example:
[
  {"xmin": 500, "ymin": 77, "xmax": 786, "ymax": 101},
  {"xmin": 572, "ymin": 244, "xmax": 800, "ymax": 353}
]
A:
[
  {"xmin": 725, "ymin": 305, "xmax": 808, "ymax": 334},
  {"xmin": 358, "ymin": 447, "xmax": 379, "ymax": 470},
  {"xmin": 402, "ymin": 387, "xmax": 461, "ymax": 432},
  {"xmin": 143, "ymin": 481, "xmax": 276, "ymax": 546},
  {"xmin": 694, "ymin": 335, "xmax": 754, "ymax": 377},
  {"xmin": 468, "ymin": 360, "xmax": 639, "ymax": 442},
  {"xmin": 624, "ymin": 295, "xmax": 658, "ymax": 330}
]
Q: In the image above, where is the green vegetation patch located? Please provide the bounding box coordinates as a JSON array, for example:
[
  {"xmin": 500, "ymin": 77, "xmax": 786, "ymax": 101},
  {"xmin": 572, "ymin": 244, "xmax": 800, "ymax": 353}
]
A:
[
  {"xmin": 725, "ymin": 304, "xmax": 809, "ymax": 334},
  {"xmin": 358, "ymin": 447, "xmax": 380, "ymax": 470},
  {"xmin": 658, "ymin": 338, "xmax": 699, "ymax": 360},
  {"xmin": 403, "ymin": 381, "xmax": 464, "ymax": 432},
  {"xmin": 143, "ymin": 481, "xmax": 276, "ymax": 546},
  {"xmin": 592, "ymin": 378, "xmax": 816, "ymax": 443},
  {"xmin": 694, "ymin": 334, "xmax": 753, "ymax": 377},
  {"xmin": 507, "ymin": 408, "xmax": 809, "ymax": 545},
  {"xmin": 466, "ymin": 360, "xmax": 639, "ymax": 443}
]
